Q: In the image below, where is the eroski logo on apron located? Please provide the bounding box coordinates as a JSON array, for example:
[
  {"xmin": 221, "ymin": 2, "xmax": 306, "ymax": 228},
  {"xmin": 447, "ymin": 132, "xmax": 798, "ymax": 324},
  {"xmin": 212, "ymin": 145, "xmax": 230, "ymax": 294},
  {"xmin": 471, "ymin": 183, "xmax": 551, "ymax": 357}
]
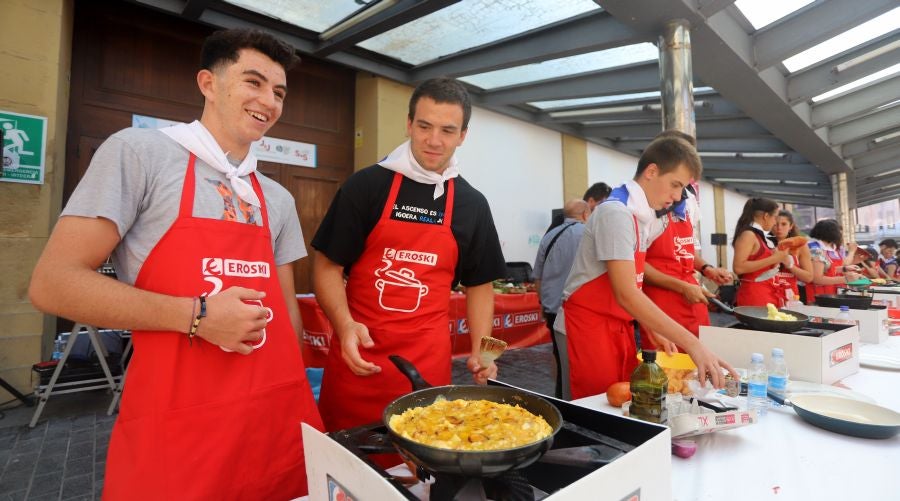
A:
[
  {"xmin": 201, "ymin": 256, "xmax": 272, "ymax": 352},
  {"xmin": 373, "ymin": 248, "xmax": 433, "ymax": 312}
]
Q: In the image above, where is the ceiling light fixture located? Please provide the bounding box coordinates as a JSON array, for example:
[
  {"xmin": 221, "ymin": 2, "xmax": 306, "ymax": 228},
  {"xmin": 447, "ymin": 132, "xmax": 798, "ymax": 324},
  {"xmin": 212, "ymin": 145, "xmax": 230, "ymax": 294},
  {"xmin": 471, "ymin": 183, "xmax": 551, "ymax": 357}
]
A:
[
  {"xmin": 548, "ymin": 100, "xmax": 709, "ymax": 119},
  {"xmin": 873, "ymin": 130, "xmax": 900, "ymax": 143},
  {"xmin": 833, "ymin": 40, "xmax": 900, "ymax": 73}
]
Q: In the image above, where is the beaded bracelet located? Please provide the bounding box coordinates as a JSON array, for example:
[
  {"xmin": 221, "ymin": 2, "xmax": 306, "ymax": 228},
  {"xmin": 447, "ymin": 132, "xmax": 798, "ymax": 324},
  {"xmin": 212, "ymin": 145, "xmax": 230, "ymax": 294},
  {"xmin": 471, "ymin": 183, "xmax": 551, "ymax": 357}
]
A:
[{"xmin": 188, "ymin": 296, "xmax": 207, "ymax": 346}]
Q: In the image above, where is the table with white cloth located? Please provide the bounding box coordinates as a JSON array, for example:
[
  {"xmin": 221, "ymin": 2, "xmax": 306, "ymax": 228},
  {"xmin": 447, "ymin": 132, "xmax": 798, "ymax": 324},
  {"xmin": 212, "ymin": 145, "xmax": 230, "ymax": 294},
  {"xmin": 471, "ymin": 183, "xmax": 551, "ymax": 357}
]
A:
[{"xmin": 572, "ymin": 337, "xmax": 900, "ymax": 501}]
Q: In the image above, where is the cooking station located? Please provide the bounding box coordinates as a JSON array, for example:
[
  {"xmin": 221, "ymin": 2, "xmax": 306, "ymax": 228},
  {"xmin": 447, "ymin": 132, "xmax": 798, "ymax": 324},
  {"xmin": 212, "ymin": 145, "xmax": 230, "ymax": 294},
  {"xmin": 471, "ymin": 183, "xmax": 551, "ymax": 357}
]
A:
[{"xmin": 303, "ymin": 382, "xmax": 671, "ymax": 500}]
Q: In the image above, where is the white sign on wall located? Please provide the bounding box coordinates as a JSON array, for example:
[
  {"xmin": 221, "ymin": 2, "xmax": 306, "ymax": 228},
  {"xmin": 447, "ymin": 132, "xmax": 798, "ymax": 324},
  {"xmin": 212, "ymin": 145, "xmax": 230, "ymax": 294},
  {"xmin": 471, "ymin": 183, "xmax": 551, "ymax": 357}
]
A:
[{"xmin": 132, "ymin": 114, "xmax": 317, "ymax": 168}]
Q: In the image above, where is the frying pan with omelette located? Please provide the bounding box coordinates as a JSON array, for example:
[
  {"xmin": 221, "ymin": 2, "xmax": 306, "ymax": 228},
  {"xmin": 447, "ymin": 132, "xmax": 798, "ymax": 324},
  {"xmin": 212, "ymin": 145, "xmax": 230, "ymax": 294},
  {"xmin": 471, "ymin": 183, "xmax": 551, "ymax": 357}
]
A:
[{"xmin": 384, "ymin": 355, "xmax": 622, "ymax": 476}]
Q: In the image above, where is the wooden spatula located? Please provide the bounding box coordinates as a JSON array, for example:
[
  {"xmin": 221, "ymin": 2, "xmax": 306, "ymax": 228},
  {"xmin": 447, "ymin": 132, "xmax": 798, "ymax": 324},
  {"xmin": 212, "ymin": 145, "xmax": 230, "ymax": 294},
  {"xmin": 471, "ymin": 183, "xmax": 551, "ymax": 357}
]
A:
[{"xmin": 479, "ymin": 336, "xmax": 508, "ymax": 366}]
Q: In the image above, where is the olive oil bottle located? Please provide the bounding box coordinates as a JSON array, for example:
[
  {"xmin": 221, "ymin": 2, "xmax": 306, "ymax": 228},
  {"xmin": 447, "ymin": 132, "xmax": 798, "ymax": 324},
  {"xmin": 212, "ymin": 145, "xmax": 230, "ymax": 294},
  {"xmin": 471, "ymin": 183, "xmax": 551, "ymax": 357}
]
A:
[{"xmin": 630, "ymin": 350, "xmax": 668, "ymax": 424}]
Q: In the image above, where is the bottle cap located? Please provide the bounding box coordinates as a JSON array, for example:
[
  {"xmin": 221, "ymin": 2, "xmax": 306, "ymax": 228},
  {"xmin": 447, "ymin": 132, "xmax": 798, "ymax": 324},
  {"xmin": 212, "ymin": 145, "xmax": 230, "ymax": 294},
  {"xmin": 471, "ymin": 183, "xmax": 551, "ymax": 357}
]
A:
[
  {"xmin": 751, "ymin": 352, "xmax": 764, "ymax": 363},
  {"xmin": 772, "ymin": 347, "xmax": 784, "ymax": 357},
  {"xmin": 642, "ymin": 349, "xmax": 657, "ymax": 363}
]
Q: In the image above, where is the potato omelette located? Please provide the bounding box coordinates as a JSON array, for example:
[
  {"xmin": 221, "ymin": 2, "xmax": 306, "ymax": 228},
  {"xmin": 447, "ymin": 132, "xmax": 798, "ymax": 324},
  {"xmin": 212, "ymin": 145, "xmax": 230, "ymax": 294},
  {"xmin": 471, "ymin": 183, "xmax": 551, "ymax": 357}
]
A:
[{"xmin": 388, "ymin": 398, "xmax": 553, "ymax": 451}]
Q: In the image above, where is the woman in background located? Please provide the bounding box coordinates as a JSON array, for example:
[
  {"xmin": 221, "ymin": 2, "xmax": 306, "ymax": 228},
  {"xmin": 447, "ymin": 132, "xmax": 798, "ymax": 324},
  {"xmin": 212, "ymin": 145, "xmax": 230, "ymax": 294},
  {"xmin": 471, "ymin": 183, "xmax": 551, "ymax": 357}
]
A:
[
  {"xmin": 878, "ymin": 239, "xmax": 898, "ymax": 279},
  {"xmin": 806, "ymin": 219, "xmax": 863, "ymax": 303},
  {"xmin": 772, "ymin": 210, "xmax": 813, "ymax": 305},
  {"xmin": 732, "ymin": 198, "xmax": 791, "ymax": 307}
]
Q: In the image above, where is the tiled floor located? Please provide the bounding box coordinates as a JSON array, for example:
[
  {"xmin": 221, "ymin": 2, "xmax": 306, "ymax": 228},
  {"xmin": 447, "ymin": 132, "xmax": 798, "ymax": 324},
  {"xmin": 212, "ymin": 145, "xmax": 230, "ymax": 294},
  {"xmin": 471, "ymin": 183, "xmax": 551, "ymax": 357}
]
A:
[{"xmin": 0, "ymin": 343, "xmax": 556, "ymax": 500}]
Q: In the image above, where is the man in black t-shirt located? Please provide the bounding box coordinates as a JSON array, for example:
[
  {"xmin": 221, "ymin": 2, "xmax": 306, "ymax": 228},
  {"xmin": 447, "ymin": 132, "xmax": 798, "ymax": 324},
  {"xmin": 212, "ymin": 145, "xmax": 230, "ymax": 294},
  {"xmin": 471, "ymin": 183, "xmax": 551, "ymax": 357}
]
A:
[{"xmin": 311, "ymin": 78, "xmax": 506, "ymax": 431}]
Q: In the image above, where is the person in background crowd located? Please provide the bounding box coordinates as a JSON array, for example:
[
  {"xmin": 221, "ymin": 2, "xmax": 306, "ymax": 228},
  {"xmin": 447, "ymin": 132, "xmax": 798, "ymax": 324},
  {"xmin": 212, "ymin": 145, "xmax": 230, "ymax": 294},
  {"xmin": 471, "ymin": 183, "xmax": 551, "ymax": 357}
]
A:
[
  {"xmin": 878, "ymin": 238, "xmax": 898, "ymax": 278},
  {"xmin": 806, "ymin": 219, "xmax": 863, "ymax": 302},
  {"xmin": 583, "ymin": 182, "xmax": 613, "ymax": 211},
  {"xmin": 639, "ymin": 130, "xmax": 732, "ymax": 354},
  {"xmin": 772, "ymin": 210, "xmax": 814, "ymax": 305},
  {"xmin": 732, "ymin": 198, "xmax": 793, "ymax": 307},
  {"xmin": 28, "ymin": 29, "xmax": 322, "ymax": 499},
  {"xmin": 560, "ymin": 134, "xmax": 737, "ymax": 398},
  {"xmin": 533, "ymin": 198, "xmax": 590, "ymax": 398},
  {"xmin": 545, "ymin": 182, "xmax": 612, "ymax": 233},
  {"xmin": 311, "ymin": 77, "xmax": 505, "ymax": 432},
  {"xmin": 858, "ymin": 246, "xmax": 884, "ymax": 279}
]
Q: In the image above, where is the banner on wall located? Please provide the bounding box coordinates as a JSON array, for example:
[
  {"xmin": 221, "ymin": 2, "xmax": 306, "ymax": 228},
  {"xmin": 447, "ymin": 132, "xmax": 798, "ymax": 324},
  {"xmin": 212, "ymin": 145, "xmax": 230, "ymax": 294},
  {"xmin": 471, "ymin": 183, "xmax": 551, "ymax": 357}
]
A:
[
  {"xmin": 132, "ymin": 114, "xmax": 316, "ymax": 167},
  {"xmin": 1, "ymin": 110, "xmax": 47, "ymax": 184}
]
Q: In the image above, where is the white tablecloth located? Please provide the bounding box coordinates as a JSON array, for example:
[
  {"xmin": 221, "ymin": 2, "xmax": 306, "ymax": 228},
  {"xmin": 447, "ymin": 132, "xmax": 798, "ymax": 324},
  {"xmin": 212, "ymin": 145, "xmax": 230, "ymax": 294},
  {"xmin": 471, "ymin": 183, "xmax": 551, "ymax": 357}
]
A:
[{"xmin": 572, "ymin": 349, "xmax": 900, "ymax": 501}]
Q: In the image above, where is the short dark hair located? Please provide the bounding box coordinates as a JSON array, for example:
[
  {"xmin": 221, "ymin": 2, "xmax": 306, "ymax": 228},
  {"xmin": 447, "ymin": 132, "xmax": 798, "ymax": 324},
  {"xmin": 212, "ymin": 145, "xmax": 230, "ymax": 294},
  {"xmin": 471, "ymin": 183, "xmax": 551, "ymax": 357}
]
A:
[
  {"xmin": 635, "ymin": 134, "xmax": 702, "ymax": 180},
  {"xmin": 880, "ymin": 238, "xmax": 897, "ymax": 249},
  {"xmin": 583, "ymin": 182, "xmax": 611, "ymax": 202},
  {"xmin": 409, "ymin": 77, "xmax": 472, "ymax": 130},
  {"xmin": 655, "ymin": 128, "xmax": 697, "ymax": 147},
  {"xmin": 201, "ymin": 28, "xmax": 300, "ymax": 73},
  {"xmin": 809, "ymin": 219, "xmax": 843, "ymax": 247}
]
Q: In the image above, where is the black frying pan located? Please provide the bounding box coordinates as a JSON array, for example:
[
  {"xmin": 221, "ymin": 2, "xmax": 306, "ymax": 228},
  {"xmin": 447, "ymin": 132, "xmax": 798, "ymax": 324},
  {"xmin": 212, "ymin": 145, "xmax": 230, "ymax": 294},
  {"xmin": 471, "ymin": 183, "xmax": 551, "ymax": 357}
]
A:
[
  {"xmin": 815, "ymin": 294, "xmax": 874, "ymax": 309},
  {"xmin": 708, "ymin": 297, "xmax": 810, "ymax": 333},
  {"xmin": 384, "ymin": 355, "xmax": 601, "ymax": 477},
  {"xmin": 768, "ymin": 391, "xmax": 900, "ymax": 439}
]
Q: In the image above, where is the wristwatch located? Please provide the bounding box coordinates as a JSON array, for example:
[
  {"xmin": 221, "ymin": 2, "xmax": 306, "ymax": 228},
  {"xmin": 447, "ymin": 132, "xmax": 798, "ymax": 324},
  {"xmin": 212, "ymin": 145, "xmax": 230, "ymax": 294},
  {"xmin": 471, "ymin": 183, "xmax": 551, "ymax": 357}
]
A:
[{"xmin": 700, "ymin": 264, "xmax": 712, "ymax": 274}]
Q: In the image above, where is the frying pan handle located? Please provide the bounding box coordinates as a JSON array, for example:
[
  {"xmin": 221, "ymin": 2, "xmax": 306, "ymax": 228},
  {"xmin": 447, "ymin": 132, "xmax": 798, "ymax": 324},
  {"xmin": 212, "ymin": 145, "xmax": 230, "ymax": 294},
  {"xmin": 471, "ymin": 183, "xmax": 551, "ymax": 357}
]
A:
[
  {"xmin": 707, "ymin": 296, "xmax": 734, "ymax": 314},
  {"xmin": 766, "ymin": 390, "xmax": 788, "ymax": 406},
  {"xmin": 388, "ymin": 355, "xmax": 433, "ymax": 391}
]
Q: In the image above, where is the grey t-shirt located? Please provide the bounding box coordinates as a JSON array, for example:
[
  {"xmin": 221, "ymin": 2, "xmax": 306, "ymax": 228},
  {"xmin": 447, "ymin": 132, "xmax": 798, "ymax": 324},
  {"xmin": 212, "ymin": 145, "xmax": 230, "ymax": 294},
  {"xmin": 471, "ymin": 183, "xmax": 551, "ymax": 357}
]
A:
[
  {"xmin": 62, "ymin": 127, "xmax": 305, "ymax": 285},
  {"xmin": 561, "ymin": 201, "xmax": 662, "ymax": 300}
]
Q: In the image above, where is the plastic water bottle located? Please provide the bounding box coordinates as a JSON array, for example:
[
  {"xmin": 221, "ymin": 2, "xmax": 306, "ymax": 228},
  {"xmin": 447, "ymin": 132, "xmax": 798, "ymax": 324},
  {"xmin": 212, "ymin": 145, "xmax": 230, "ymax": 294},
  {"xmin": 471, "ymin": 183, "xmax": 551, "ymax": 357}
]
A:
[
  {"xmin": 834, "ymin": 306, "xmax": 854, "ymax": 325},
  {"xmin": 768, "ymin": 348, "xmax": 789, "ymax": 403},
  {"xmin": 51, "ymin": 336, "xmax": 64, "ymax": 361},
  {"xmin": 747, "ymin": 352, "xmax": 768, "ymax": 417}
]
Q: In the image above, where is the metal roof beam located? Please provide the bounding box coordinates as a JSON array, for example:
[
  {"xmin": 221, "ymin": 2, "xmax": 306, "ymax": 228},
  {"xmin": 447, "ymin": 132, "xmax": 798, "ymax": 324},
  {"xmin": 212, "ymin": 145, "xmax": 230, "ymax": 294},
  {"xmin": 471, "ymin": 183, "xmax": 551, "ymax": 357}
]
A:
[
  {"xmin": 614, "ymin": 136, "xmax": 792, "ymax": 152},
  {"xmin": 858, "ymin": 191, "xmax": 900, "ymax": 206},
  {"xmin": 582, "ymin": 117, "xmax": 766, "ymax": 139},
  {"xmin": 182, "ymin": 0, "xmax": 212, "ymax": 19},
  {"xmin": 713, "ymin": 182, "xmax": 832, "ymax": 195},
  {"xmin": 702, "ymin": 161, "xmax": 823, "ymax": 173},
  {"xmin": 696, "ymin": 0, "xmax": 738, "ymax": 18},
  {"xmin": 539, "ymin": 94, "xmax": 742, "ymax": 123},
  {"xmin": 704, "ymin": 169, "xmax": 828, "ymax": 183},
  {"xmin": 726, "ymin": 189, "xmax": 833, "ymax": 206},
  {"xmin": 857, "ymin": 175, "xmax": 900, "ymax": 195},
  {"xmin": 313, "ymin": 0, "xmax": 459, "ymax": 57},
  {"xmin": 812, "ymin": 74, "xmax": 900, "ymax": 127},
  {"xmin": 828, "ymin": 105, "xmax": 900, "ymax": 145},
  {"xmin": 412, "ymin": 11, "xmax": 650, "ymax": 81},
  {"xmin": 853, "ymin": 143, "xmax": 900, "ymax": 169},
  {"xmin": 600, "ymin": 0, "xmax": 849, "ymax": 174},
  {"xmin": 855, "ymin": 159, "xmax": 900, "ymax": 179},
  {"xmin": 787, "ymin": 30, "xmax": 900, "ymax": 103},
  {"xmin": 841, "ymin": 129, "xmax": 900, "ymax": 158},
  {"xmin": 479, "ymin": 62, "xmax": 666, "ymax": 106},
  {"xmin": 753, "ymin": 0, "xmax": 897, "ymax": 71}
]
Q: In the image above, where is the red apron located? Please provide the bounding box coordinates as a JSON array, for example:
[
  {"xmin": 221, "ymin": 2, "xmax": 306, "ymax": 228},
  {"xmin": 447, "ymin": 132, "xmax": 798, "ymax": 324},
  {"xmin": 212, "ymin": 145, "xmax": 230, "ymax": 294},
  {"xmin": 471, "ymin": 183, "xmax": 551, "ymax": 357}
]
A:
[
  {"xmin": 563, "ymin": 216, "xmax": 644, "ymax": 399},
  {"xmin": 735, "ymin": 231, "xmax": 782, "ymax": 307},
  {"xmin": 104, "ymin": 155, "xmax": 323, "ymax": 500},
  {"xmin": 318, "ymin": 172, "xmax": 458, "ymax": 431},
  {"xmin": 639, "ymin": 213, "xmax": 709, "ymax": 349},
  {"xmin": 806, "ymin": 247, "xmax": 843, "ymax": 304},
  {"xmin": 774, "ymin": 254, "xmax": 800, "ymax": 304}
]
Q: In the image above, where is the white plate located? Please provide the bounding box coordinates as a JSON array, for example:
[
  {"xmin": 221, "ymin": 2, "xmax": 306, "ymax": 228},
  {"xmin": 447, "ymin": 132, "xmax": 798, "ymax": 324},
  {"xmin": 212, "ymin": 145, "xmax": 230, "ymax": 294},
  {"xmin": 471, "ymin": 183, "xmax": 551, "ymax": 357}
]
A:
[{"xmin": 787, "ymin": 381, "xmax": 876, "ymax": 404}]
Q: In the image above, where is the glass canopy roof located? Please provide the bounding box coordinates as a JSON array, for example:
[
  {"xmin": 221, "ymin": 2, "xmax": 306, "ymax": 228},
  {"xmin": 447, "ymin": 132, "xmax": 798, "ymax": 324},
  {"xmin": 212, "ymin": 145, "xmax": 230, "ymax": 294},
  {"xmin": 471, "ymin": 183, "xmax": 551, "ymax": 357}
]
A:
[
  {"xmin": 734, "ymin": 0, "xmax": 814, "ymax": 30},
  {"xmin": 358, "ymin": 0, "xmax": 600, "ymax": 65}
]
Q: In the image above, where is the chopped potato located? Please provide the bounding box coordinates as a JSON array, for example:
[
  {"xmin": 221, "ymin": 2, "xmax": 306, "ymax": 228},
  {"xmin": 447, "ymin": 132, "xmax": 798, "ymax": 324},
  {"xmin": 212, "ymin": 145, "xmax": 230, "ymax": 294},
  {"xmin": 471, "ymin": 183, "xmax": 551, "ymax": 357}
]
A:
[
  {"xmin": 389, "ymin": 399, "xmax": 553, "ymax": 451},
  {"xmin": 766, "ymin": 303, "xmax": 797, "ymax": 321}
]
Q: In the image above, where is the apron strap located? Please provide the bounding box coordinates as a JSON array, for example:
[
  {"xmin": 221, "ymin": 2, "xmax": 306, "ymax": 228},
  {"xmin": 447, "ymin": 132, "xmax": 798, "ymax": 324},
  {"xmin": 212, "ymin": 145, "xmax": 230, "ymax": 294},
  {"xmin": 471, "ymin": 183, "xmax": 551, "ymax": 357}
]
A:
[
  {"xmin": 442, "ymin": 178, "xmax": 455, "ymax": 227},
  {"xmin": 178, "ymin": 154, "xmax": 198, "ymax": 219},
  {"xmin": 379, "ymin": 173, "xmax": 404, "ymax": 221}
]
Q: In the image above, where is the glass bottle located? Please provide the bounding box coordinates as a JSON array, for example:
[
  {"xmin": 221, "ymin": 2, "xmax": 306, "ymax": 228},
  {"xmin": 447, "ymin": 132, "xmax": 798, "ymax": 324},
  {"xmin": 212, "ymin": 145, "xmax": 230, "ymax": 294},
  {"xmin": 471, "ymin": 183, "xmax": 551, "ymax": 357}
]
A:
[{"xmin": 630, "ymin": 350, "xmax": 668, "ymax": 424}]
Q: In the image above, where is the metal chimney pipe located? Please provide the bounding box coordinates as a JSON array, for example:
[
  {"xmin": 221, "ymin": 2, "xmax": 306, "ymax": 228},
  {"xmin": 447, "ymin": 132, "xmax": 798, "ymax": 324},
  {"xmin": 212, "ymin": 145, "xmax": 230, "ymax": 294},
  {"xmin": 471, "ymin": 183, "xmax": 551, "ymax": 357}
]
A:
[{"xmin": 659, "ymin": 20, "xmax": 695, "ymax": 137}]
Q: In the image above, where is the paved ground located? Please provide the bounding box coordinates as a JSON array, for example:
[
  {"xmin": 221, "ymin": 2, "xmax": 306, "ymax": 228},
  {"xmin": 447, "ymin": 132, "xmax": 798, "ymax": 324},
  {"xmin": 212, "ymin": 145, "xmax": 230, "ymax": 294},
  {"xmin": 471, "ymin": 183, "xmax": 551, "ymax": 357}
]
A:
[{"xmin": 0, "ymin": 312, "xmax": 733, "ymax": 500}]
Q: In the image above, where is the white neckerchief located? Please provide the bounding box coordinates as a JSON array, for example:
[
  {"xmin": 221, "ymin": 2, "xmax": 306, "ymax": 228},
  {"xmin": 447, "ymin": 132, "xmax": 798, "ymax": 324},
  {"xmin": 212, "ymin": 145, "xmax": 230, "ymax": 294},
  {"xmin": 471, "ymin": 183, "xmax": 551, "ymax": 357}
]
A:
[
  {"xmin": 378, "ymin": 140, "xmax": 459, "ymax": 199},
  {"xmin": 160, "ymin": 120, "xmax": 260, "ymax": 207},
  {"xmin": 751, "ymin": 222, "xmax": 775, "ymax": 248},
  {"xmin": 623, "ymin": 180, "xmax": 657, "ymax": 225}
]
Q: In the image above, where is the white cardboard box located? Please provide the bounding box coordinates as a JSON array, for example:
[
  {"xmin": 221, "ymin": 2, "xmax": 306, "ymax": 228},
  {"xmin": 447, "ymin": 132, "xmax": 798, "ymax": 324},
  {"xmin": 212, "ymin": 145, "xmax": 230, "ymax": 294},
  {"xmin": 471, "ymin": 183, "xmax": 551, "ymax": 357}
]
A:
[
  {"xmin": 790, "ymin": 304, "xmax": 889, "ymax": 344},
  {"xmin": 700, "ymin": 324, "xmax": 859, "ymax": 385},
  {"xmin": 303, "ymin": 391, "xmax": 673, "ymax": 501}
]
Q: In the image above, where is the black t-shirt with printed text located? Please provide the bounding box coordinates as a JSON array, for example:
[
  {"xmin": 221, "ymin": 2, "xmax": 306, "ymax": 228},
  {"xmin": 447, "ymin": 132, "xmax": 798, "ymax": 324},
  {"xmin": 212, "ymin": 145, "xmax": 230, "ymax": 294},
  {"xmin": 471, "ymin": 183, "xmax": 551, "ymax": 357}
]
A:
[{"xmin": 312, "ymin": 165, "xmax": 506, "ymax": 286}]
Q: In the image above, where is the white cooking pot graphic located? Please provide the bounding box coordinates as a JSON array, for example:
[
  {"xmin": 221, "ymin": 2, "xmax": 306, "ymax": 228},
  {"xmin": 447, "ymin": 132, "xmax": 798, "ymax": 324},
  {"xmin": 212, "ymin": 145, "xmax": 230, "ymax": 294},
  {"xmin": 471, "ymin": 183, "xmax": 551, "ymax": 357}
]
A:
[
  {"xmin": 375, "ymin": 268, "xmax": 429, "ymax": 312},
  {"xmin": 220, "ymin": 299, "xmax": 271, "ymax": 352}
]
